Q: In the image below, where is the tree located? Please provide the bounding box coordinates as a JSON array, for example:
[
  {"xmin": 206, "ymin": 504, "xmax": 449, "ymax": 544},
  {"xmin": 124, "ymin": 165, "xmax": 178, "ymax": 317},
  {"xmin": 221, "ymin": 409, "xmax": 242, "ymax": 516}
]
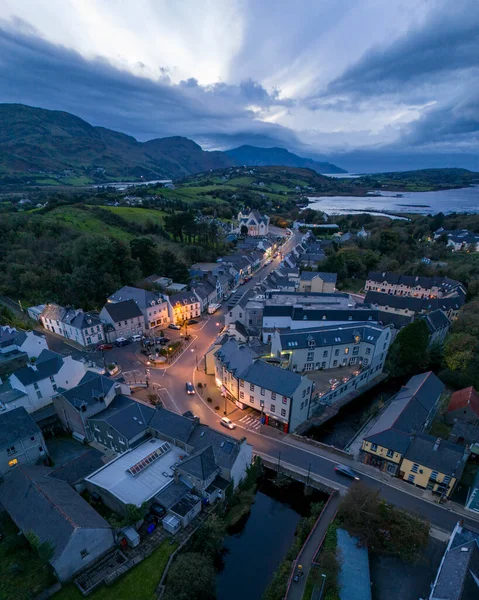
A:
[
  {"xmin": 130, "ymin": 237, "xmax": 159, "ymax": 276},
  {"xmin": 378, "ymin": 230, "xmax": 400, "ymax": 255},
  {"xmin": 188, "ymin": 515, "xmax": 225, "ymax": 564},
  {"xmin": 164, "ymin": 553, "xmax": 216, "ymax": 600},
  {"xmin": 444, "ymin": 333, "xmax": 477, "ymax": 372},
  {"xmin": 386, "ymin": 319, "xmax": 430, "ymax": 378},
  {"xmin": 24, "ymin": 531, "xmax": 55, "ymax": 565}
]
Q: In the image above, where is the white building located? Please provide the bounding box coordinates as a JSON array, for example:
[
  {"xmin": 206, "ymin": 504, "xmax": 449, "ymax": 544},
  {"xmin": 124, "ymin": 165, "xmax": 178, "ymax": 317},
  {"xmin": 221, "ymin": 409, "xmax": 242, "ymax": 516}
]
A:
[
  {"xmin": 237, "ymin": 210, "xmax": 270, "ymax": 236},
  {"xmin": 169, "ymin": 292, "xmax": 201, "ymax": 324},
  {"xmin": 0, "ymin": 327, "xmax": 48, "ymax": 359},
  {"xmin": 214, "ymin": 337, "xmax": 313, "ymax": 432},
  {"xmin": 2, "ymin": 349, "xmax": 86, "ymax": 414},
  {"xmin": 99, "ymin": 300, "xmax": 144, "ymax": 341},
  {"xmin": 107, "ymin": 286, "xmax": 171, "ymax": 330},
  {"xmin": 41, "ymin": 304, "xmax": 104, "ymax": 347}
]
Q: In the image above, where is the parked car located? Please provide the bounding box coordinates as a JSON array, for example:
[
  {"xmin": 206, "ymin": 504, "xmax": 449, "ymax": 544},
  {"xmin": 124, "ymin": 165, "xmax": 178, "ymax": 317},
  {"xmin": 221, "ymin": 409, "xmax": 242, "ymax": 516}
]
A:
[
  {"xmin": 220, "ymin": 417, "xmax": 235, "ymax": 430},
  {"xmin": 159, "ymin": 337, "xmax": 170, "ymax": 345},
  {"xmin": 185, "ymin": 382, "xmax": 195, "ymax": 395},
  {"xmin": 150, "ymin": 503, "xmax": 166, "ymax": 519},
  {"xmin": 96, "ymin": 343, "xmax": 113, "ymax": 351},
  {"xmin": 187, "ymin": 319, "xmax": 198, "ymax": 325},
  {"xmin": 114, "ymin": 337, "xmax": 130, "ymax": 347},
  {"xmin": 168, "ymin": 323, "xmax": 181, "ymax": 330},
  {"xmin": 334, "ymin": 464, "xmax": 360, "ymax": 480},
  {"xmin": 131, "ymin": 334, "xmax": 142, "ymax": 342}
]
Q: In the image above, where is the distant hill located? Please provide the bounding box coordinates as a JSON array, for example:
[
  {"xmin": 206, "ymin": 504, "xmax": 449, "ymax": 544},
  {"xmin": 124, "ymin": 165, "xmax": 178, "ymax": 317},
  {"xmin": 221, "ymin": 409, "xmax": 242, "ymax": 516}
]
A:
[
  {"xmin": 225, "ymin": 145, "xmax": 347, "ymax": 174},
  {"xmin": 0, "ymin": 104, "xmax": 233, "ymax": 183}
]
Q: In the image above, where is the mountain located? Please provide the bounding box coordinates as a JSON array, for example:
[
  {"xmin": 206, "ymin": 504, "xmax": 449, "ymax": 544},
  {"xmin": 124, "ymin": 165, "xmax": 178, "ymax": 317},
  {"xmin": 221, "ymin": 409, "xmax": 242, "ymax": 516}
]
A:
[
  {"xmin": 0, "ymin": 104, "xmax": 233, "ymax": 182},
  {"xmin": 0, "ymin": 104, "xmax": 346, "ymax": 184},
  {"xmin": 225, "ymin": 145, "xmax": 347, "ymax": 174}
]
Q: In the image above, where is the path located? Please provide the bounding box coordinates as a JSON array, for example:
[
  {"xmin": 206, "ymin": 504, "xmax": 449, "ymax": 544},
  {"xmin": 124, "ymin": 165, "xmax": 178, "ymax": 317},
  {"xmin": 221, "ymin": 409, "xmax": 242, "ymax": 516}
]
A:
[{"xmin": 286, "ymin": 493, "xmax": 340, "ymax": 600}]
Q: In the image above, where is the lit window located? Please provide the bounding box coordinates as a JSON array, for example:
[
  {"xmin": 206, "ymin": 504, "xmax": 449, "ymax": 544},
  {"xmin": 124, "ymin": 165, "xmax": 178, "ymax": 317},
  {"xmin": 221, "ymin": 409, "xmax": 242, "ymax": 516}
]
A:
[
  {"xmin": 250, "ymin": 395, "xmax": 254, "ymax": 403},
  {"xmin": 370, "ymin": 443, "xmax": 378, "ymax": 452},
  {"xmin": 8, "ymin": 458, "xmax": 18, "ymax": 467},
  {"xmin": 344, "ymin": 348, "xmax": 349, "ymax": 355}
]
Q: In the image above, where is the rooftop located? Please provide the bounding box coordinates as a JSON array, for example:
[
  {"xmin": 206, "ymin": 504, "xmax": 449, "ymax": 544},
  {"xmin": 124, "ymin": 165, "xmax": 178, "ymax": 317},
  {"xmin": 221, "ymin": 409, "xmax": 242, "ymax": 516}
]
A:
[
  {"xmin": 61, "ymin": 372, "xmax": 116, "ymax": 409},
  {"xmin": 404, "ymin": 433, "xmax": 466, "ymax": 478},
  {"xmin": 278, "ymin": 323, "xmax": 384, "ymax": 350},
  {"xmin": 337, "ymin": 528, "xmax": 372, "ymax": 600},
  {"xmin": 101, "ymin": 299, "xmax": 143, "ymax": 322},
  {"xmin": 0, "ymin": 406, "xmax": 41, "ymax": 448},
  {"xmin": 108, "ymin": 286, "xmax": 166, "ymax": 309},
  {"xmin": 88, "ymin": 394, "xmax": 155, "ymax": 440},
  {"xmin": 12, "ymin": 349, "xmax": 64, "ymax": 386},
  {"xmin": 85, "ymin": 438, "xmax": 185, "ymax": 506},
  {"xmin": 448, "ymin": 386, "xmax": 479, "ymax": 417}
]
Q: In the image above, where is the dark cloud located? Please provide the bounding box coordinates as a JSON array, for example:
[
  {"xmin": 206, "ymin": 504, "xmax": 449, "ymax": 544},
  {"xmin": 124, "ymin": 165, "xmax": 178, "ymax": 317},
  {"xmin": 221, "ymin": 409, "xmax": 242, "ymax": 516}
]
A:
[
  {"xmin": 0, "ymin": 19, "xmax": 295, "ymax": 147},
  {"xmin": 320, "ymin": 0, "xmax": 479, "ymax": 99}
]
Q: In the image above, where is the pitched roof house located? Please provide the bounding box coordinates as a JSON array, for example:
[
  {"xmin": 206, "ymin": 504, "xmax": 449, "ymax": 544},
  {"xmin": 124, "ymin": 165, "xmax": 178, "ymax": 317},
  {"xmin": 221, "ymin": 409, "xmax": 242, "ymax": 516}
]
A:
[{"xmin": 447, "ymin": 387, "xmax": 479, "ymax": 425}]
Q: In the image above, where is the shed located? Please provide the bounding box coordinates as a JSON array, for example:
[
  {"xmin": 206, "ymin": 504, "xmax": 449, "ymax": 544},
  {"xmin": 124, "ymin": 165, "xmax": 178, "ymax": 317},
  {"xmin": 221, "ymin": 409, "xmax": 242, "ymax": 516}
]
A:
[{"xmin": 162, "ymin": 514, "xmax": 181, "ymax": 535}]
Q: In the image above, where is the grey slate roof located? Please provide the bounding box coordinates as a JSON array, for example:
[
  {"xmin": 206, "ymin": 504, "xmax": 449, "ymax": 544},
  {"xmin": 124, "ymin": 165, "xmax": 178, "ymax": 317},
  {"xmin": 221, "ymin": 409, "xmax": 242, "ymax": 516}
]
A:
[
  {"xmin": 241, "ymin": 359, "xmax": 305, "ymax": 397},
  {"xmin": 367, "ymin": 271, "xmax": 462, "ymax": 292},
  {"xmin": 64, "ymin": 309, "xmax": 101, "ymax": 330},
  {"xmin": 61, "ymin": 372, "xmax": 116, "ymax": 409},
  {"xmin": 154, "ymin": 480, "xmax": 189, "ymax": 509},
  {"xmin": 431, "ymin": 524, "xmax": 479, "ymax": 600},
  {"xmin": 188, "ymin": 424, "xmax": 242, "ymax": 471},
  {"xmin": 404, "ymin": 433, "xmax": 466, "ymax": 478},
  {"xmin": 0, "ymin": 406, "xmax": 41, "ymax": 449},
  {"xmin": 149, "ymin": 408, "xmax": 198, "ymax": 443},
  {"xmin": 365, "ymin": 372, "xmax": 445, "ymax": 453},
  {"xmin": 41, "ymin": 303, "xmax": 67, "ymax": 322},
  {"xmin": 108, "ymin": 286, "xmax": 165, "ymax": 309},
  {"xmin": 169, "ymin": 291, "xmax": 199, "ymax": 306},
  {"xmin": 449, "ymin": 422, "xmax": 479, "ymax": 445},
  {"xmin": 264, "ymin": 304, "xmax": 379, "ymax": 324},
  {"xmin": 0, "ymin": 325, "xmax": 17, "ymax": 348},
  {"xmin": 365, "ymin": 291, "xmax": 464, "ymax": 313},
  {"xmin": 0, "ymin": 465, "xmax": 110, "ymax": 562},
  {"xmin": 422, "ymin": 309, "xmax": 451, "ymax": 333},
  {"xmin": 102, "ymin": 299, "xmax": 143, "ymax": 322},
  {"xmin": 0, "ymin": 382, "xmax": 28, "ymax": 405},
  {"xmin": 179, "ymin": 445, "xmax": 218, "ymax": 481},
  {"xmin": 49, "ymin": 448, "xmax": 105, "ymax": 486},
  {"xmin": 337, "ymin": 528, "xmax": 372, "ymax": 600},
  {"xmin": 214, "ymin": 338, "xmax": 259, "ymax": 376},
  {"xmin": 300, "ymin": 271, "xmax": 337, "ymax": 283},
  {"xmin": 12, "ymin": 349, "xmax": 64, "ymax": 386},
  {"xmin": 279, "ymin": 324, "xmax": 383, "ymax": 350},
  {"xmin": 88, "ymin": 395, "xmax": 155, "ymax": 440}
]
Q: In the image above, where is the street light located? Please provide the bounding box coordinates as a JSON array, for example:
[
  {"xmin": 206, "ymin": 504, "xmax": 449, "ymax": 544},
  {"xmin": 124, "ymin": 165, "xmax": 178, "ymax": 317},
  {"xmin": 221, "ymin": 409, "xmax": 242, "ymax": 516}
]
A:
[
  {"xmin": 318, "ymin": 574, "xmax": 327, "ymax": 600},
  {"xmin": 167, "ymin": 346, "xmax": 172, "ymax": 362}
]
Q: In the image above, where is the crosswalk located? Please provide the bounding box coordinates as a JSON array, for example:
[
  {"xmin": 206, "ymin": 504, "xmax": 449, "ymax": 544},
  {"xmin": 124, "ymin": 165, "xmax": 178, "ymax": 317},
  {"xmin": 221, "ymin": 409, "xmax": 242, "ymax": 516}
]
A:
[{"xmin": 238, "ymin": 414, "xmax": 262, "ymax": 430}]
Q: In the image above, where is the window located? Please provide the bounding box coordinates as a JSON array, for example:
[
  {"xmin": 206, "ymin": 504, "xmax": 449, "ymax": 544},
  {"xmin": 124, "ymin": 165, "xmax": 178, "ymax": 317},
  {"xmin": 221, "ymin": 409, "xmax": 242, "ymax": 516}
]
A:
[
  {"xmin": 363, "ymin": 358, "xmax": 368, "ymax": 366},
  {"xmin": 240, "ymin": 380, "xmax": 244, "ymax": 388},
  {"xmin": 80, "ymin": 549, "xmax": 89, "ymax": 559},
  {"xmin": 6, "ymin": 445, "xmax": 16, "ymax": 456},
  {"xmin": 407, "ymin": 474, "xmax": 415, "ymax": 483},
  {"xmin": 282, "ymin": 396, "xmax": 288, "ymax": 404},
  {"xmin": 443, "ymin": 475, "xmax": 451, "ymax": 484},
  {"xmin": 307, "ymin": 352, "xmax": 314, "ymax": 361},
  {"xmin": 334, "ymin": 349, "xmax": 339, "ymax": 356},
  {"xmin": 353, "ymin": 346, "xmax": 359, "ymax": 355},
  {"xmin": 49, "ymin": 375, "xmax": 55, "ymax": 382},
  {"xmin": 430, "ymin": 471, "xmax": 438, "ymax": 480},
  {"xmin": 250, "ymin": 395, "xmax": 254, "ymax": 403},
  {"xmin": 323, "ymin": 351, "xmax": 328, "ymax": 358},
  {"xmin": 240, "ymin": 391, "xmax": 244, "ymax": 399},
  {"xmin": 30, "ymin": 436, "xmax": 35, "ymax": 441},
  {"xmin": 281, "ymin": 408, "xmax": 286, "ymax": 417},
  {"xmin": 250, "ymin": 383, "xmax": 255, "ymax": 392},
  {"xmin": 33, "ymin": 382, "xmax": 39, "ymax": 390},
  {"xmin": 321, "ymin": 361, "xmax": 326, "ymax": 368},
  {"xmin": 366, "ymin": 348, "xmax": 371, "ymax": 355},
  {"xmin": 261, "ymin": 388, "xmax": 265, "ymax": 396},
  {"xmin": 386, "ymin": 449, "xmax": 394, "ymax": 458},
  {"xmin": 270, "ymin": 404, "xmax": 276, "ymax": 413},
  {"xmin": 271, "ymin": 392, "xmax": 276, "ymax": 401},
  {"xmin": 370, "ymin": 443, "xmax": 378, "ymax": 452},
  {"xmin": 411, "ymin": 463, "xmax": 419, "ymax": 473},
  {"xmin": 52, "ymin": 384, "xmax": 58, "ymax": 392},
  {"xmin": 300, "ymin": 402, "xmax": 304, "ymax": 410},
  {"xmin": 36, "ymin": 390, "xmax": 42, "ymax": 399},
  {"xmin": 333, "ymin": 360, "xmax": 338, "ymax": 367},
  {"xmin": 8, "ymin": 458, "xmax": 18, "ymax": 467},
  {"xmin": 344, "ymin": 347, "xmax": 349, "ymax": 355},
  {"xmin": 304, "ymin": 397, "xmax": 308, "ymax": 406}
]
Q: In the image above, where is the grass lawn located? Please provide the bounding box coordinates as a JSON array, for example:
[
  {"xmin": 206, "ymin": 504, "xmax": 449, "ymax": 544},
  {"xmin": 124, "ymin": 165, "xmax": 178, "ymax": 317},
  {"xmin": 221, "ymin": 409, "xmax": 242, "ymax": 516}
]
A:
[
  {"xmin": 337, "ymin": 278, "xmax": 364, "ymax": 293},
  {"xmin": 54, "ymin": 539, "xmax": 177, "ymax": 600},
  {"xmin": 99, "ymin": 206, "xmax": 167, "ymax": 225},
  {"xmin": 0, "ymin": 513, "xmax": 56, "ymax": 600}
]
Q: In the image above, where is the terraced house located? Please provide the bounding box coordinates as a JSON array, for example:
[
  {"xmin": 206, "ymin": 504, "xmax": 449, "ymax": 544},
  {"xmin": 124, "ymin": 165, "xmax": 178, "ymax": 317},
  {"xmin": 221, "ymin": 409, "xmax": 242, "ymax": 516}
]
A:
[
  {"xmin": 107, "ymin": 286, "xmax": 171, "ymax": 330},
  {"xmin": 41, "ymin": 304, "xmax": 104, "ymax": 347},
  {"xmin": 169, "ymin": 291, "xmax": 201, "ymax": 324},
  {"xmin": 364, "ymin": 271, "xmax": 464, "ymax": 299},
  {"xmin": 361, "ymin": 372, "xmax": 467, "ymax": 498}
]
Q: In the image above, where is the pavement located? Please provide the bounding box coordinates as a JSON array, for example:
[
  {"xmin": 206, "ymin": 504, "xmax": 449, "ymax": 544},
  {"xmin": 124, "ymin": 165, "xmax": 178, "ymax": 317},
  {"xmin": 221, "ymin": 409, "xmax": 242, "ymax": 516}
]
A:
[{"xmin": 46, "ymin": 230, "xmax": 479, "ymax": 534}]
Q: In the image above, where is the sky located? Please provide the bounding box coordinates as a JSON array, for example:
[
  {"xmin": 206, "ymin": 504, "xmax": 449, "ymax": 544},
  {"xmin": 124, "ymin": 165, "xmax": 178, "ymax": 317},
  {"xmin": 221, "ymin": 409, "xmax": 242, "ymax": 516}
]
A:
[{"xmin": 0, "ymin": 0, "xmax": 478, "ymax": 172}]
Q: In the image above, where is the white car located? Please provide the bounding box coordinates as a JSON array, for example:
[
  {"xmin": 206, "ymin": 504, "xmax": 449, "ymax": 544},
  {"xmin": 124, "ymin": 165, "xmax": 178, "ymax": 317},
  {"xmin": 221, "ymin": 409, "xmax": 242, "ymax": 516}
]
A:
[
  {"xmin": 131, "ymin": 334, "xmax": 142, "ymax": 342},
  {"xmin": 220, "ymin": 417, "xmax": 235, "ymax": 430},
  {"xmin": 168, "ymin": 323, "xmax": 181, "ymax": 330}
]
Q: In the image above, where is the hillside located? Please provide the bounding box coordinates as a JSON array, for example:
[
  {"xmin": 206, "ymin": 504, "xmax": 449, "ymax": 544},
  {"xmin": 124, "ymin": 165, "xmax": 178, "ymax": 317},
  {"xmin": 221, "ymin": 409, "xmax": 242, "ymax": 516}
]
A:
[
  {"xmin": 0, "ymin": 104, "xmax": 233, "ymax": 184},
  {"xmin": 225, "ymin": 145, "xmax": 347, "ymax": 174}
]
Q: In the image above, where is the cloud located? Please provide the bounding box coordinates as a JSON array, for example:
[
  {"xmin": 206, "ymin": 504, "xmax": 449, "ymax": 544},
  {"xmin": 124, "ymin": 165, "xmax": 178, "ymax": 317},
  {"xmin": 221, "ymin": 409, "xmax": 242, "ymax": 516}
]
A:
[{"xmin": 0, "ymin": 18, "xmax": 296, "ymax": 147}]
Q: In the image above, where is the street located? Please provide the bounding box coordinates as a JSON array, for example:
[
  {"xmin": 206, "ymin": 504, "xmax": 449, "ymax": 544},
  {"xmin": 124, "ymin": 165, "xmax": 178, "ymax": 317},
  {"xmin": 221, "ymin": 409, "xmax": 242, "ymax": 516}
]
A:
[{"xmin": 48, "ymin": 230, "xmax": 479, "ymax": 533}]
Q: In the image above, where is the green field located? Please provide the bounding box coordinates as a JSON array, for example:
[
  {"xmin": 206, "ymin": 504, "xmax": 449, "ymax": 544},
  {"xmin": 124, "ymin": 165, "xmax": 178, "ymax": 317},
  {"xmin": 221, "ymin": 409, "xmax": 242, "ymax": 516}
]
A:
[
  {"xmin": 99, "ymin": 206, "xmax": 167, "ymax": 224},
  {"xmin": 54, "ymin": 539, "xmax": 177, "ymax": 600},
  {"xmin": 42, "ymin": 206, "xmax": 135, "ymax": 241}
]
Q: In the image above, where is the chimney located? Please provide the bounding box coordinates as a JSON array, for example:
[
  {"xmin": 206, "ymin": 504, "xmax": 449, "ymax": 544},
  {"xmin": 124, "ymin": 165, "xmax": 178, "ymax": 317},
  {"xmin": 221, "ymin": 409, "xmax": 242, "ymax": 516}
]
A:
[
  {"xmin": 114, "ymin": 384, "xmax": 122, "ymax": 396},
  {"xmin": 433, "ymin": 438, "xmax": 441, "ymax": 451}
]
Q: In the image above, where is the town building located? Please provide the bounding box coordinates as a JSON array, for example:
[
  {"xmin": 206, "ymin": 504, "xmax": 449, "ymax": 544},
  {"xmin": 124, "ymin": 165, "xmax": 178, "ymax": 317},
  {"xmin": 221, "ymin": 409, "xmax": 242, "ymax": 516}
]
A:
[
  {"xmin": 85, "ymin": 408, "xmax": 253, "ymax": 519},
  {"xmin": 0, "ymin": 465, "xmax": 114, "ymax": 581},
  {"xmin": 107, "ymin": 286, "xmax": 170, "ymax": 330},
  {"xmin": 364, "ymin": 271, "xmax": 464, "ymax": 299},
  {"xmin": 0, "ymin": 326, "xmax": 49, "ymax": 375},
  {"xmin": 237, "ymin": 210, "xmax": 270, "ymax": 236},
  {"xmin": 434, "ymin": 227, "xmax": 479, "ymax": 252},
  {"xmin": 169, "ymin": 291, "xmax": 201, "ymax": 324},
  {"xmin": 87, "ymin": 395, "xmax": 156, "ymax": 452},
  {"xmin": 364, "ymin": 290, "xmax": 464, "ymax": 320},
  {"xmin": 53, "ymin": 372, "xmax": 131, "ymax": 442},
  {"xmin": 214, "ymin": 337, "xmax": 313, "ymax": 432},
  {"xmin": 193, "ymin": 280, "xmax": 217, "ymax": 313},
  {"xmin": 271, "ymin": 323, "xmax": 390, "ymax": 373},
  {"xmin": 41, "ymin": 304, "xmax": 104, "ymax": 347},
  {"xmin": 0, "ymin": 349, "xmax": 86, "ymax": 414},
  {"xmin": 0, "ymin": 407, "xmax": 48, "ymax": 475},
  {"xmin": 421, "ymin": 309, "xmax": 451, "ymax": 347},
  {"xmin": 99, "ymin": 299, "xmax": 144, "ymax": 341},
  {"xmin": 27, "ymin": 304, "xmax": 46, "ymax": 321},
  {"xmin": 298, "ymin": 271, "xmax": 337, "ymax": 293},
  {"xmin": 428, "ymin": 520, "xmax": 479, "ymax": 599},
  {"xmin": 447, "ymin": 387, "xmax": 479, "ymax": 425}
]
